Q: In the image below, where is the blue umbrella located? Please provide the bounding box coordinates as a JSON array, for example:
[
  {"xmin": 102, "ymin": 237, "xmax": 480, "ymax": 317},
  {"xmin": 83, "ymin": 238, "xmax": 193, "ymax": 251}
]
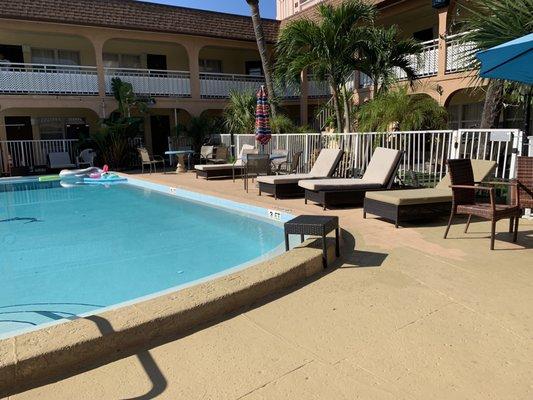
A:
[{"xmin": 477, "ymin": 33, "xmax": 533, "ymax": 84}]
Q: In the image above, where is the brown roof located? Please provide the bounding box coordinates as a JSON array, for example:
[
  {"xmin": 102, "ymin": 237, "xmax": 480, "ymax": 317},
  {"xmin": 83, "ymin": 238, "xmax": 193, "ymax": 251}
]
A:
[{"xmin": 0, "ymin": 0, "xmax": 280, "ymax": 43}]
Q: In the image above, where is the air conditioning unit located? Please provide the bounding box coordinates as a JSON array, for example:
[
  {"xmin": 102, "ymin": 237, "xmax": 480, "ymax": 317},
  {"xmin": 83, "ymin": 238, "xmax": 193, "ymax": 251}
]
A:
[{"xmin": 432, "ymin": 0, "xmax": 450, "ymax": 9}]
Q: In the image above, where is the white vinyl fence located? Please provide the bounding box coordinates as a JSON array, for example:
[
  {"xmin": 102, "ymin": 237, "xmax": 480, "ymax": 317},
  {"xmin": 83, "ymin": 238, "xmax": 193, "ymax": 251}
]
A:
[{"xmin": 220, "ymin": 129, "xmax": 523, "ymax": 185}]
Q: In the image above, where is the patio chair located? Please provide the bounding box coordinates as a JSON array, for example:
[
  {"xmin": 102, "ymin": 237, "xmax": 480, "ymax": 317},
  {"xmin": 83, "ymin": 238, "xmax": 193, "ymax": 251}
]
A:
[
  {"xmin": 195, "ymin": 144, "xmax": 257, "ymax": 180},
  {"xmin": 443, "ymin": 159, "xmax": 521, "ymax": 250},
  {"xmin": 210, "ymin": 145, "xmax": 229, "ymax": 164},
  {"xmin": 244, "ymin": 154, "xmax": 272, "ymax": 193},
  {"xmin": 76, "ymin": 148, "xmax": 96, "ymax": 167},
  {"xmin": 199, "ymin": 145, "xmax": 214, "ymax": 164},
  {"xmin": 48, "ymin": 152, "xmax": 76, "ymax": 170},
  {"xmin": 364, "ymin": 159, "xmax": 497, "ymax": 228},
  {"xmin": 299, "ymin": 147, "xmax": 403, "ymax": 210},
  {"xmin": 257, "ymin": 148, "xmax": 344, "ymax": 199},
  {"xmin": 137, "ymin": 147, "xmax": 165, "ymax": 174},
  {"xmin": 275, "ymin": 151, "xmax": 302, "ymax": 175}
]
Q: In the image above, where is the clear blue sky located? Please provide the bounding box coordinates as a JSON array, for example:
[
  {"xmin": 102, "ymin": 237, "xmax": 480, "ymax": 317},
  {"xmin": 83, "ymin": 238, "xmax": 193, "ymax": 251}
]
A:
[{"xmin": 142, "ymin": 0, "xmax": 277, "ymax": 19}]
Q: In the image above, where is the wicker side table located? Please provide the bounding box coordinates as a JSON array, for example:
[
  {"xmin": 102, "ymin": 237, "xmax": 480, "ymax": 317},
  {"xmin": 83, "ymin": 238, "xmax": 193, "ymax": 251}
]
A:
[{"xmin": 284, "ymin": 215, "xmax": 340, "ymax": 268}]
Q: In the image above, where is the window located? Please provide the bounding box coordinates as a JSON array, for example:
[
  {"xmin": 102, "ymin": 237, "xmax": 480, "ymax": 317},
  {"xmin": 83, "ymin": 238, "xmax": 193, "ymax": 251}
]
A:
[
  {"xmin": 38, "ymin": 117, "xmax": 86, "ymax": 140},
  {"xmin": 31, "ymin": 48, "xmax": 81, "ymax": 66},
  {"xmin": 199, "ymin": 59, "xmax": 222, "ymax": 73},
  {"xmin": 103, "ymin": 53, "xmax": 141, "ymax": 69}
]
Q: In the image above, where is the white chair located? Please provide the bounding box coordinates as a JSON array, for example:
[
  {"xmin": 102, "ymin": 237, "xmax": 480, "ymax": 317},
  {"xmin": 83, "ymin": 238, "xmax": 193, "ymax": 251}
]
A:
[{"xmin": 77, "ymin": 148, "xmax": 96, "ymax": 167}]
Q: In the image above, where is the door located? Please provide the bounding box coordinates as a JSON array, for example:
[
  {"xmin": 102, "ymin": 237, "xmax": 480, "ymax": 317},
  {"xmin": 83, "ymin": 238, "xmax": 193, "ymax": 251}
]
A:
[
  {"xmin": 4, "ymin": 116, "xmax": 34, "ymax": 168},
  {"xmin": 245, "ymin": 61, "xmax": 263, "ymax": 76},
  {"xmin": 147, "ymin": 54, "xmax": 167, "ymax": 71},
  {"xmin": 150, "ymin": 115, "xmax": 171, "ymax": 157},
  {"xmin": 0, "ymin": 44, "xmax": 24, "ymax": 65}
]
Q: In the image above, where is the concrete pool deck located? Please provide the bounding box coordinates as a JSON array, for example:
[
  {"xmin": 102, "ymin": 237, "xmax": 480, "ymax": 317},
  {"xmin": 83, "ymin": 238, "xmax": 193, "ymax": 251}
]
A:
[{"xmin": 8, "ymin": 171, "xmax": 533, "ymax": 400}]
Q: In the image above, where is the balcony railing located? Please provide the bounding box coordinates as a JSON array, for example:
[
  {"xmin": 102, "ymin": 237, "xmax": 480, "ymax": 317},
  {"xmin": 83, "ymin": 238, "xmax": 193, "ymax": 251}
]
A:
[
  {"xmin": 0, "ymin": 63, "xmax": 98, "ymax": 95},
  {"xmin": 308, "ymin": 76, "xmax": 331, "ymax": 98},
  {"xmin": 446, "ymin": 33, "xmax": 476, "ymax": 74},
  {"xmin": 395, "ymin": 38, "xmax": 439, "ymax": 79},
  {"xmin": 105, "ymin": 68, "xmax": 191, "ymax": 97},
  {"xmin": 200, "ymin": 72, "xmax": 264, "ymax": 98}
]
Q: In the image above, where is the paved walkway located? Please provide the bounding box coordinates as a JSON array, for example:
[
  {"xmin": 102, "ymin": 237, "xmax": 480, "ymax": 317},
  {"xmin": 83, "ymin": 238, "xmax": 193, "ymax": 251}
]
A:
[{"xmin": 9, "ymin": 172, "xmax": 533, "ymax": 399}]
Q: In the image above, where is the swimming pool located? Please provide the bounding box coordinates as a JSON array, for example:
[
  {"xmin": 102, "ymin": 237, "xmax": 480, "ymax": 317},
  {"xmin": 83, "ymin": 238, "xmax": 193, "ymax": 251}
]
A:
[{"xmin": 0, "ymin": 178, "xmax": 286, "ymax": 338}]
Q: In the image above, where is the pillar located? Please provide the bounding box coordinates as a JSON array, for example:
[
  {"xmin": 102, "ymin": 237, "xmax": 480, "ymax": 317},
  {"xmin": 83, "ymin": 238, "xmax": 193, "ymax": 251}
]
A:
[
  {"xmin": 437, "ymin": 7, "xmax": 449, "ymax": 78},
  {"xmin": 185, "ymin": 44, "xmax": 201, "ymax": 100},
  {"xmin": 300, "ymin": 70, "xmax": 309, "ymax": 126}
]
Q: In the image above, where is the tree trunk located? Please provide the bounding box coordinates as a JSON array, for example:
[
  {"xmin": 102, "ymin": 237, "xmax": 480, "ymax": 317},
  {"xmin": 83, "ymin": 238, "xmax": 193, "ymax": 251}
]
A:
[
  {"xmin": 372, "ymin": 79, "xmax": 379, "ymax": 100},
  {"xmin": 247, "ymin": 0, "xmax": 277, "ymax": 119},
  {"xmin": 330, "ymin": 83, "xmax": 343, "ymax": 133},
  {"xmin": 480, "ymin": 80, "xmax": 504, "ymax": 128},
  {"xmin": 342, "ymin": 85, "xmax": 351, "ymax": 133}
]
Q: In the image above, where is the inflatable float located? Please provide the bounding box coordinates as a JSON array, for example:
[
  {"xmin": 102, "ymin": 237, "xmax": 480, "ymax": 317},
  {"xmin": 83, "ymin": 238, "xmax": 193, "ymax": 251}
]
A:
[{"xmin": 59, "ymin": 165, "xmax": 127, "ymax": 187}]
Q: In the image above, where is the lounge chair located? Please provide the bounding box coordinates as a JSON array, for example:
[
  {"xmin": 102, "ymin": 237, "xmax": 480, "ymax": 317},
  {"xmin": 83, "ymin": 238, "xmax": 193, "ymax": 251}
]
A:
[
  {"xmin": 299, "ymin": 147, "xmax": 403, "ymax": 210},
  {"xmin": 363, "ymin": 159, "xmax": 497, "ymax": 228},
  {"xmin": 48, "ymin": 152, "xmax": 76, "ymax": 170},
  {"xmin": 257, "ymin": 148, "xmax": 344, "ymax": 199},
  {"xmin": 195, "ymin": 144, "xmax": 256, "ymax": 180}
]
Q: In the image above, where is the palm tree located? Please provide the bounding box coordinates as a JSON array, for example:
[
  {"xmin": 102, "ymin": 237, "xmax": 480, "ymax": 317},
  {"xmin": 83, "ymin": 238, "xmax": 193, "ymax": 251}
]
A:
[
  {"xmin": 275, "ymin": 0, "xmax": 375, "ymax": 132},
  {"xmin": 356, "ymin": 26, "xmax": 422, "ymax": 97},
  {"xmin": 458, "ymin": 0, "xmax": 533, "ymax": 128},
  {"xmin": 246, "ymin": 0, "xmax": 277, "ymax": 117},
  {"xmin": 224, "ymin": 90, "xmax": 257, "ymax": 135},
  {"xmin": 357, "ymin": 87, "xmax": 448, "ymax": 132}
]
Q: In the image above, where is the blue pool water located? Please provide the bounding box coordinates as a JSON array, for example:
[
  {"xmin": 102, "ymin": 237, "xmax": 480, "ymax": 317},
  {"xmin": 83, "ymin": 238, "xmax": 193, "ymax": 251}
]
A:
[{"xmin": 0, "ymin": 180, "xmax": 284, "ymax": 337}]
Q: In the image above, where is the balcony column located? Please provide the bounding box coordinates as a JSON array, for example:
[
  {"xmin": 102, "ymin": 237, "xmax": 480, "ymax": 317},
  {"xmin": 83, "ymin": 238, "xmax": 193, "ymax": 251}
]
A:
[
  {"xmin": 300, "ymin": 70, "xmax": 309, "ymax": 126},
  {"xmin": 437, "ymin": 7, "xmax": 449, "ymax": 80},
  {"xmin": 88, "ymin": 38, "xmax": 107, "ymax": 102},
  {"xmin": 185, "ymin": 44, "xmax": 201, "ymax": 100}
]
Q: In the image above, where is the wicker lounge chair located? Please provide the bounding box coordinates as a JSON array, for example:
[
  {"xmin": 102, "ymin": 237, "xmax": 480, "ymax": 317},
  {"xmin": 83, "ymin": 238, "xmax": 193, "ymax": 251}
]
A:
[
  {"xmin": 443, "ymin": 159, "xmax": 521, "ymax": 250},
  {"xmin": 195, "ymin": 144, "xmax": 256, "ymax": 180},
  {"xmin": 48, "ymin": 152, "xmax": 76, "ymax": 170},
  {"xmin": 363, "ymin": 159, "xmax": 497, "ymax": 228},
  {"xmin": 300, "ymin": 147, "xmax": 403, "ymax": 210},
  {"xmin": 257, "ymin": 149, "xmax": 344, "ymax": 199},
  {"xmin": 510, "ymin": 156, "xmax": 533, "ymax": 230}
]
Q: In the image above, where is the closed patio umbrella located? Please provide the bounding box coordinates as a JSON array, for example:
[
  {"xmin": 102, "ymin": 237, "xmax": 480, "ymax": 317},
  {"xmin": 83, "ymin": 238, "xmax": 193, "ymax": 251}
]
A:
[
  {"xmin": 255, "ymin": 85, "xmax": 272, "ymax": 151},
  {"xmin": 476, "ymin": 33, "xmax": 533, "ymax": 84}
]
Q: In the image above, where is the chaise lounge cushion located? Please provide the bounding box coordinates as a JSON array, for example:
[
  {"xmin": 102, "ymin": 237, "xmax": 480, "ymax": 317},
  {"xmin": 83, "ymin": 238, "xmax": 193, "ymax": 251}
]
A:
[
  {"xmin": 365, "ymin": 159, "xmax": 497, "ymax": 206},
  {"xmin": 257, "ymin": 149, "xmax": 343, "ymax": 185},
  {"xmin": 298, "ymin": 147, "xmax": 402, "ymax": 192},
  {"xmin": 299, "ymin": 178, "xmax": 383, "ymax": 191},
  {"xmin": 195, "ymin": 163, "xmax": 243, "ymax": 171},
  {"xmin": 366, "ymin": 188, "xmax": 452, "ymax": 206}
]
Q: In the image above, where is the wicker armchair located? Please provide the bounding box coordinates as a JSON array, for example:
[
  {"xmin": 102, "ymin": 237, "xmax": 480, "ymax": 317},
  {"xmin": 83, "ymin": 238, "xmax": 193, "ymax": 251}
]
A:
[{"xmin": 443, "ymin": 159, "xmax": 521, "ymax": 250}]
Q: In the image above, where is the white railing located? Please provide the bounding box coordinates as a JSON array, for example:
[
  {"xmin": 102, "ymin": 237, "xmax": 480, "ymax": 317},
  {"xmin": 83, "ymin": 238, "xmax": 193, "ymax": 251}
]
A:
[
  {"xmin": 395, "ymin": 38, "xmax": 439, "ymax": 79},
  {"xmin": 0, "ymin": 63, "xmax": 98, "ymax": 95},
  {"xmin": 220, "ymin": 129, "xmax": 523, "ymax": 182},
  {"xmin": 0, "ymin": 139, "xmax": 78, "ymax": 173},
  {"xmin": 200, "ymin": 72, "xmax": 264, "ymax": 98},
  {"xmin": 105, "ymin": 68, "xmax": 191, "ymax": 97},
  {"xmin": 446, "ymin": 33, "xmax": 476, "ymax": 73}
]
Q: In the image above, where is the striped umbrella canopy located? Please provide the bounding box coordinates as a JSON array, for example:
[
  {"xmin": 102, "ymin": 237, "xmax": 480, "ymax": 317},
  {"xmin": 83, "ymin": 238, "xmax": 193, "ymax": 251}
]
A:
[{"xmin": 255, "ymin": 85, "xmax": 272, "ymax": 146}]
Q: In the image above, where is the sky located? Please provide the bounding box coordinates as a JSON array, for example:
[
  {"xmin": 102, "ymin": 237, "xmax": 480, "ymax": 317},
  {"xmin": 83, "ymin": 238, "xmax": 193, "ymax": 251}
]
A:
[{"xmin": 142, "ymin": 0, "xmax": 277, "ymax": 19}]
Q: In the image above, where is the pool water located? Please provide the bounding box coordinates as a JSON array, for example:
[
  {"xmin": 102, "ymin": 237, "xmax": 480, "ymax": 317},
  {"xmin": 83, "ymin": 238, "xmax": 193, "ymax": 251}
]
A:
[{"xmin": 0, "ymin": 180, "xmax": 284, "ymax": 337}]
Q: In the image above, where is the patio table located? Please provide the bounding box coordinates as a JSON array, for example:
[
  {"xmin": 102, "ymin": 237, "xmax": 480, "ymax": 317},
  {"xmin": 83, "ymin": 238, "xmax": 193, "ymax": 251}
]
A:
[{"xmin": 165, "ymin": 150, "xmax": 195, "ymax": 173}]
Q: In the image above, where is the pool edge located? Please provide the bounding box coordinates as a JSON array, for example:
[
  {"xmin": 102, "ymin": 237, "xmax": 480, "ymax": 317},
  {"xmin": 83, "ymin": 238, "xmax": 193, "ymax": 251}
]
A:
[{"xmin": 0, "ymin": 238, "xmax": 338, "ymax": 397}]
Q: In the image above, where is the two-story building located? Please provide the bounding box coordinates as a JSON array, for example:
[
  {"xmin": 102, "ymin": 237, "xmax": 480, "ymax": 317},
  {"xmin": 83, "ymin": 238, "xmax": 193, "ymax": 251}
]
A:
[
  {"xmin": 0, "ymin": 0, "xmax": 332, "ymax": 169},
  {"xmin": 279, "ymin": 0, "xmax": 525, "ymax": 130}
]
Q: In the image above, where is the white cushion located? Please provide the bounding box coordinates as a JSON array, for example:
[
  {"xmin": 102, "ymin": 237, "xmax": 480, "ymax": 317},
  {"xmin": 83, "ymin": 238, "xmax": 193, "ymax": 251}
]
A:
[
  {"xmin": 49, "ymin": 152, "xmax": 75, "ymax": 168},
  {"xmin": 362, "ymin": 147, "xmax": 402, "ymax": 186},
  {"xmin": 299, "ymin": 178, "xmax": 383, "ymax": 191},
  {"xmin": 309, "ymin": 149, "xmax": 344, "ymax": 177},
  {"xmin": 257, "ymin": 173, "xmax": 315, "ymax": 185},
  {"xmin": 195, "ymin": 164, "xmax": 242, "ymax": 171}
]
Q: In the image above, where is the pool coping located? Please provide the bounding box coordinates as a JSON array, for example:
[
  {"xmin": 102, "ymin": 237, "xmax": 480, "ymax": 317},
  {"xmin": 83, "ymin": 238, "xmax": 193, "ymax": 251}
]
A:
[
  {"xmin": 0, "ymin": 177, "xmax": 336, "ymax": 396},
  {"xmin": 1, "ymin": 238, "xmax": 334, "ymax": 397}
]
